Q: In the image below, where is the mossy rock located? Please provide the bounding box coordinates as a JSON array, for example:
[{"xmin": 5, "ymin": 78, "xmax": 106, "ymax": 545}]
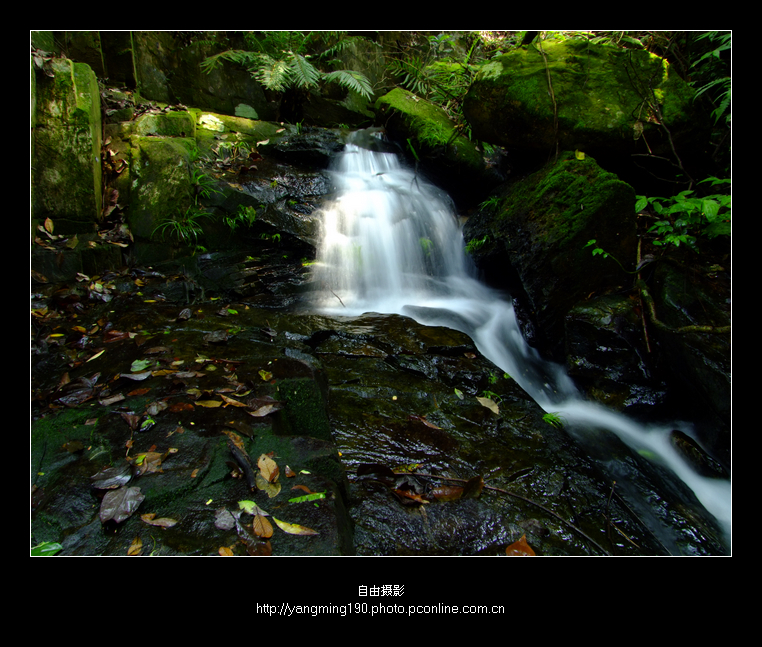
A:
[
  {"xmin": 464, "ymin": 151, "xmax": 636, "ymax": 352},
  {"xmin": 464, "ymin": 39, "xmax": 701, "ymax": 157},
  {"xmin": 128, "ymin": 136, "xmax": 197, "ymax": 241},
  {"xmin": 134, "ymin": 110, "xmax": 196, "ymax": 137},
  {"xmin": 375, "ymin": 88, "xmax": 490, "ymax": 205},
  {"xmin": 32, "ymin": 58, "xmax": 102, "ymax": 230}
]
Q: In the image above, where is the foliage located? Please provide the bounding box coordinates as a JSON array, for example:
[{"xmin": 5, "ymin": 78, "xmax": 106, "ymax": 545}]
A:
[
  {"xmin": 201, "ymin": 31, "xmax": 374, "ymax": 102},
  {"xmin": 690, "ymin": 31, "xmax": 731, "ymax": 126},
  {"xmin": 637, "ymin": 177, "xmax": 731, "ymax": 250},
  {"xmin": 465, "ymin": 234, "xmax": 489, "ymax": 255},
  {"xmin": 191, "ymin": 169, "xmax": 222, "ymax": 200},
  {"xmin": 542, "ymin": 412, "xmax": 565, "ymax": 429},
  {"xmin": 386, "ymin": 33, "xmax": 481, "ymax": 129},
  {"xmin": 224, "ymin": 205, "xmax": 257, "ymax": 234},
  {"xmin": 152, "ymin": 205, "xmax": 212, "ymax": 246},
  {"xmin": 31, "ymin": 541, "xmax": 62, "ymax": 556}
]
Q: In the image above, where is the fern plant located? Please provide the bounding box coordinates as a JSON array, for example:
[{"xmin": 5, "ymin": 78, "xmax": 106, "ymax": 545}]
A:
[{"xmin": 201, "ymin": 33, "xmax": 374, "ymax": 101}]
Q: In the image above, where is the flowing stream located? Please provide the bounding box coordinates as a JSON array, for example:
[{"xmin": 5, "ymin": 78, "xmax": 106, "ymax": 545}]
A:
[{"xmin": 311, "ymin": 130, "xmax": 731, "ymax": 552}]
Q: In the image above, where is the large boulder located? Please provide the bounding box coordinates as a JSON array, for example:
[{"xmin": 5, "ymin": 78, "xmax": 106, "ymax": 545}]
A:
[
  {"xmin": 463, "ymin": 151, "xmax": 636, "ymax": 355},
  {"xmin": 463, "ymin": 39, "xmax": 700, "ymax": 160},
  {"xmin": 32, "ymin": 57, "xmax": 102, "ymax": 233}
]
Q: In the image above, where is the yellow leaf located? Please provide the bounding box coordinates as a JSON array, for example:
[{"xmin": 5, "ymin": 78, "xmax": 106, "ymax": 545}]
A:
[
  {"xmin": 256, "ymin": 473, "xmax": 282, "ymax": 498},
  {"xmin": 127, "ymin": 536, "xmax": 143, "ymax": 556},
  {"xmin": 476, "ymin": 396, "xmax": 499, "ymax": 415},
  {"xmin": 220, "ymin": 394, "xmax": 247, "ymax": 408},
  {"xmin": 575, "ymin": 149, "xmax": 585, "ymax": 160},
  {"xmin": 257, "ymin": 454, "xmax": 279, "ymax": 483},
  {"xmin": 196, "ymin": 399, "xmax": 223, "ymax": 408},
  {"xmin": 273, "ymin": 517, "xmax": 318, "ymax": 536}
]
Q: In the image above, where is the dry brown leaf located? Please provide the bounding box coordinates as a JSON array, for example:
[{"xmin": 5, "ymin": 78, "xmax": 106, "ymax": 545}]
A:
[
  {"xmin": 505, "ymin": 534, "xmax": 536, "ymax": 556},
  {"xmin": 252, "ymin": 513, "xmax": 274, "ymax": 538},
  {"xmin": 220, "ymin": 394, "xmax": 247, "ymax": 408},
  {"xmin": 257, "ymin": 454, "xmax": 279, "ymax": 483},
  {"xmin": 222, "ymin": 430, "xmax": 246, "ymax": 451}
]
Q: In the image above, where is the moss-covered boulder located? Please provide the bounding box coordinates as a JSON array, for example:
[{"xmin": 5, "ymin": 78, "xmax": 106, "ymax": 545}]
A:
[
  {"xmin": 375, "ymin": 88, "xmax": 493, "ymax": 206},
  {"xmin": 463, "ymin": 39, "xmax": 700, "ymax": 159},
  {"xmin": 464, "ymin": 151, "xmax": 636, "ymax": 354},
  {"xmin": 128, "ymin": 135, "xmax": 198, "ymax": 247},
  {"xmin": 32, "ymin": 57, "xmax": 102, "ymax": 233}
]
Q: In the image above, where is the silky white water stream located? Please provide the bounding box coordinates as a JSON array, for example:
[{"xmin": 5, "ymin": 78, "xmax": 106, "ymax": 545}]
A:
[{"xmin": 312, "ymin": 132, "xmax": 731, "ymax": 551}]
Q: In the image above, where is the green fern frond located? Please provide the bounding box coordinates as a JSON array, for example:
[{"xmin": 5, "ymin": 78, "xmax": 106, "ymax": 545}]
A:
[
  {"xmin": 323, "ymin": 70, "xmax": 374, "ymax": 100},
  {"xmin": 287, "ymin": 53, "xmax": 322, "ymax": 90},
  {"xmin": 200, "ymin": 49, "xmax": 259, "ymax": 74},
  {"xmin": 253, "ymin": 55, "xmax": 292, "ymax": 92}
]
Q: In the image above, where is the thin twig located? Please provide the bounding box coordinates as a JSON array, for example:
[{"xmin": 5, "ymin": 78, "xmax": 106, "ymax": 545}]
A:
[{"xmin": 330, "ymin": 289, "xmax": 346, "ymax": 307}]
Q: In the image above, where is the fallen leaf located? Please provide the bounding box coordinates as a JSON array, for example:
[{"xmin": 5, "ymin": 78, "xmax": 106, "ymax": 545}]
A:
[
  {"xmin": 256, "ymin": 473, "xmax": 281, "ymax": 498},
  {"xmin": 222, "ymin": 430, "xmax": 246, "ymax": 451},
  {"xmin": 273, "ymin": 517, "xmax": 318, "ymax": 536},
  {"xmin": 505, "ymin": 534, "xmax": 536, "ymax": 556},
  {"xmin": 476, "ymin": 396, "xmax": 500, "ymax": 415},
  {"xmin": 220, "ymin": 394, "xmax": 247, "ymax": 408},
  {"xmin": 90, "ymin": 462, "xmax": 133, "ymax": 489},
  {"xmin": 99, "ymin": 486, "xmax": 145, "ymax": 524},
  {"xmin": 252, "ymin": 513, "xmax": 274, "ymax": 538},
  {"xmin": 120, "ymin": 370, "xmax": 152, "ymax": 381},
  {"xmin": 127, "ymin": 537, "xmax": 143, "ymax": 556},
  {"xmin": 248, "ymin": 403, "xmax": 280, "ymax": 417},
  {"xmin": 288, "ymin": 491, "xmax": 327, "ymax": 504},
  {"xmin": 215, "ymin": 508, "xmax": 236, "ymax": 531},
  {"xmin": 140, "ymin": 513, "xmax": 178, "ymax": 528},
  {"xmin": 431, "ymin": 485, "xmax": 463, "ymax": 501},
  {"xmin": 257, "ymin": 454, "xmax": 279, "ymax": 483},
  {"xmin": 196, "ymin": 399, "xmax": 223, "ymax": 408}
]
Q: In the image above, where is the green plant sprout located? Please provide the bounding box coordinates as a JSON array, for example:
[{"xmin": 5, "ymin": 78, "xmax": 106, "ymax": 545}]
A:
[
  {"xmin": 465, "ymin": 234, "xmax": 489, "ymax": 255},
  {"xmin": 224, "ymin": 205, "xmax": 257, "ymax": 233},
  {"xmin": 152, "ymin": 206, "xmax": 212, "ymax": 246},
  {"xmin": 191, "ymin": 169, "xmax": 222, "ymax": 200},
  {"xmin": 542, "ymin": 412, "xmax": 566, "ymax": 429}
]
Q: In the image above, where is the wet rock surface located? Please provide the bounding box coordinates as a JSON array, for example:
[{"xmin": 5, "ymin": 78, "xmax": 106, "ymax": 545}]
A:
[{"xmin": 32, "ymin": 250, "xmax": 728, "ymax": 555}]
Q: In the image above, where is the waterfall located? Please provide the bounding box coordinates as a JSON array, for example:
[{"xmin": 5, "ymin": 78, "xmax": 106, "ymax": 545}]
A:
[{"xmin": 312, "ymin": 129, "xmax": 731, "ymax": 551}]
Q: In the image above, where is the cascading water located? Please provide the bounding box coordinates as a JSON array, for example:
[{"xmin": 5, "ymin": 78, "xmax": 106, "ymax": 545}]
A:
[{"xmin": 312, "ymin": 129, "xmax": 731, "ymax": 552}]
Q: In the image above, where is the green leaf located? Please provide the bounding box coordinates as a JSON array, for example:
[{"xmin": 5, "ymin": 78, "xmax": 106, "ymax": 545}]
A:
[
  {"xmin": 288, "ymin": 491, "xmax": 326, "ymax": 504},
  {"xmin": 702, "ymin": 199, "xmax": 720, "ymax": 220},
  {"xmin": 287, "ymin": 52, "xmax": 321, "ymax": 89},
  {"xmin": 323, "ymin": 70, "xmax": 374, "ymax": 101},
  {"xmin": 31, "ymin": 541, "xmax": 63, "ymax": 556},
  {"xmin": 131, "ymin": 359, "xmax": 152, "ymax": 372}
]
